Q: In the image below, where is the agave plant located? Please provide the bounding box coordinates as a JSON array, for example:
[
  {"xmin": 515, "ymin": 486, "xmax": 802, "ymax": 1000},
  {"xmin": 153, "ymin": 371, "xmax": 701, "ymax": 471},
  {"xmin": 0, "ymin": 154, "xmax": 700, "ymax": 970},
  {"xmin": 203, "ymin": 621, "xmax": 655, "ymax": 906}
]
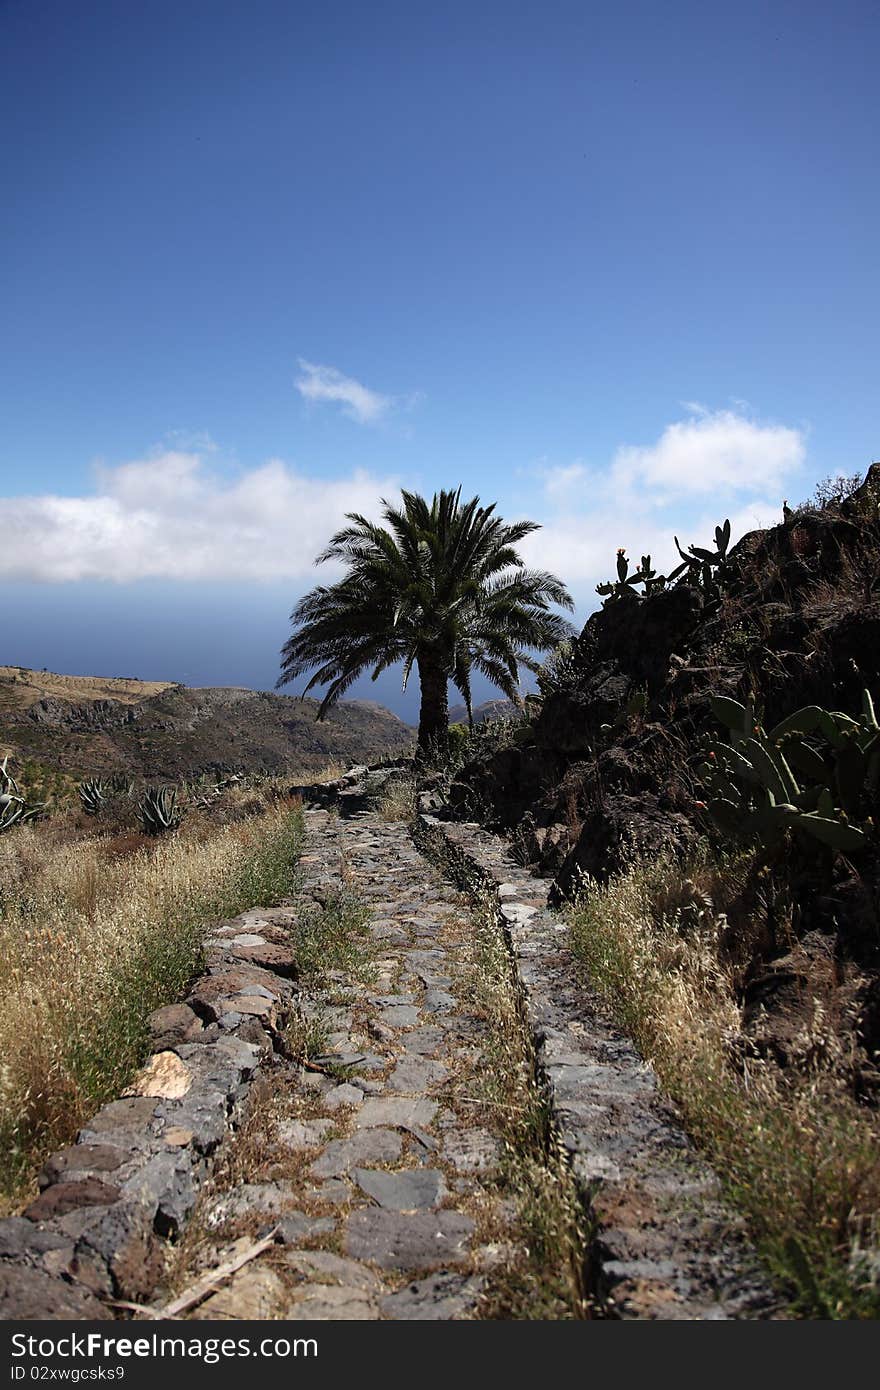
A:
[
  {"xmin": 138, "ymin": 785, "xmax": 183, "ymax": 836},
  {"xmin": 0, "ymin": 755, "xmax": 45, "ymax": 834},
  {"xmin": 78, "ymin": 777, "xmax": 108, "ymax": 816}
]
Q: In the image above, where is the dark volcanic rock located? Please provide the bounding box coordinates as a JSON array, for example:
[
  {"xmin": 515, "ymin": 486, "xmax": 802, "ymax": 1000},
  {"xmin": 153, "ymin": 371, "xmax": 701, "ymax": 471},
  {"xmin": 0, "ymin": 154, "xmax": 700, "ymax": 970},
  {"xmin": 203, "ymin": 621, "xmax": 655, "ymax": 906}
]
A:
[
  {"xmin": 147, "ymin": 1002, "xmax": 204, "ymax": 1049},
  {"xmin": 379, "ymin": 1271, "xmax": 485, "ymax": 1319},
  {"xmin": 38, "ymin": 1144, "xmax": 126, "ymax": 1190},
  {"xmin": 24, "ymin": 1179, "xmax": 121, "ymax": 1221},
  {"xmin": 554, "ymin": 794, "xmax": 699, "ymax": 898},
  {"xmin": 591, "ymin": 583, "xmax": 703, "ymax": 689},
  {"xmin": 0, "ymin": 1264, "xmax": 111, "ymax": 1320},
  {"xmin": 344, "ymin": 1209, "xmax": 475, "ymax": 1270}
]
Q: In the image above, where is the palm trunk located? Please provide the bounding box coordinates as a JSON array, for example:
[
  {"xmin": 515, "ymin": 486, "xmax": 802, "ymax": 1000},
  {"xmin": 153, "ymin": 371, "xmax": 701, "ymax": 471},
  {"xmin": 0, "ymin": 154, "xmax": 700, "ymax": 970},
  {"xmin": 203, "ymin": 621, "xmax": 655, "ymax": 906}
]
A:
[{"xmin": 416, "ymin": 655, "xmax": 449, "ymax": 758}]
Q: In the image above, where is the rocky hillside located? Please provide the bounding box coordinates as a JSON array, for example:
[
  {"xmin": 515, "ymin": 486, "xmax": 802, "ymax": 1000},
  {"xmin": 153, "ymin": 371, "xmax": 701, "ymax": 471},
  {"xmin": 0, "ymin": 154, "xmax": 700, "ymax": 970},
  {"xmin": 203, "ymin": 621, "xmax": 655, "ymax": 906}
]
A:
[{"xmin": 0, "ymin": 669, "xmax": 413, "ymax": 780}]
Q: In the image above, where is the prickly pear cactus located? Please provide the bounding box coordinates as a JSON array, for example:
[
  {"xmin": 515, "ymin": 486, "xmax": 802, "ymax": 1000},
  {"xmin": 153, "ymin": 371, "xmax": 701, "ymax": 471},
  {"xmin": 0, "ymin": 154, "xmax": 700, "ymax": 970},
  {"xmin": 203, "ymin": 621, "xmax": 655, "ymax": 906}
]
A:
[{"xmin": 699, "ymin": 691, "xmax": 878, "ymax": 852}]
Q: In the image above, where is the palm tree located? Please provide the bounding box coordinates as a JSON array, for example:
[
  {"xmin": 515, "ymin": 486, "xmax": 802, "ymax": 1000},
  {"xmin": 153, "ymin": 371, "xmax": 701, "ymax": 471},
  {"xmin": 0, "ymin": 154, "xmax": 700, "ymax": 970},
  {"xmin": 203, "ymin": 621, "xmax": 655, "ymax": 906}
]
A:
[{"xmin": 277, "ymin": 487, "xmax": 574, "ymax": 756}]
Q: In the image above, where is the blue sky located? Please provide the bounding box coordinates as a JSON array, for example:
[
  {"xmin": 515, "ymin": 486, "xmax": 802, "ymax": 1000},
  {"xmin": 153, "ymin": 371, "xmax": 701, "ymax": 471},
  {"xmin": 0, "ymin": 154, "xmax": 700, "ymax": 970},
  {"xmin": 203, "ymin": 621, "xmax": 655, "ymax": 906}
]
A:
[{"xmin": 1, "ymin": 0, "xmax": 877, "ymax": 721}]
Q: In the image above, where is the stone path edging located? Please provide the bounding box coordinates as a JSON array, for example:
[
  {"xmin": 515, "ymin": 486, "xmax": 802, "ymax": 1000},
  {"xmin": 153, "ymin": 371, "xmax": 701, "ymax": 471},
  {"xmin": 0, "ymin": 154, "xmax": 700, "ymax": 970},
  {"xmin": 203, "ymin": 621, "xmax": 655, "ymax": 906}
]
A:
[
  {"xmin": 414, "ymin": 808, "xmax": 779, "ymax": 1320},
  {"xmin": 0, "ymin": 902, "xmax": 301, "ymax": 1318}
]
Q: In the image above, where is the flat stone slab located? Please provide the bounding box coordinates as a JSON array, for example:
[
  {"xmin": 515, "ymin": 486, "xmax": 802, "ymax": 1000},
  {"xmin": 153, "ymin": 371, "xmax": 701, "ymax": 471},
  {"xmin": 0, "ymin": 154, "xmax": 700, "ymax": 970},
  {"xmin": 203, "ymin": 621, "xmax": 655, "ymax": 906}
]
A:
[
  {"xmin": 423, "ymin": 989, "xmax": 457, "ymax": 1014},
  {"xmin": 217, "ymin": 994, "xmax": 275, "ymax": 1018},
  {"xmin": 193, "ymin": 1265, "xmax": 285, "ymax": 1320},
  {"xmin": 344, "ymin": 1209, "xmax": 475, "ymax": 1271},
  {"xmin": 356, "ymin": 1097, "xmax": 438, "ymax": 1131},
  {"xmin": 0, "ymin": 1218, "xmax": 70, "ymax": 1260},
  {"xmin": 38, "ymin": 1144, "xmax": 125, "ymax": 1189},
  {"xmin": 441, "ymin": 1127, "xmax": 502, "ymax": 1174},
  {"xmin": 231, "ymin": 943, "xmax": 297, "ymax": 977},
  {"xmin": 370, "ymin": 925, "xmax": 410, "ymax": 944},
  {"xmin": 284, "ymin": 1249, "xmax": 382, "ymax": 1290},
  {"xmin": 380, "ymin": 1271, "xmax": 485, "ymax": 1320},
  {"xmin": 205, "ymin": 1181, "xmax": 296, "ymax": 1225},
  {"xmin": 353, "ymin": 1167, "xmax": 446, "ymax": 1211},
  {"xmin": 310, "ymin": 1129, "xmax": 403, "ymax": 1179},
  {"xmin": 323, "ymin": 1083, "xmax": 364, "ymax": 1111},
  {"xmin": 304, "ymin": 1179, "xmax": 353, "ymax": 1207},
  {"xmin": 78, "ymin": 1096, "xmax": 159, "ymax": 1147},
  {"xmin": 378, "ymin": 1005, "xmax": 421, "ymax": 1028},
  {"xmin": 386, "ymin": 1056, "xmax": 449, "ymax": 1094},
  {"xmin": 148, "ymin": 1003, "xmax": 203, "ymax": 1049},
  {"xmin": 288, "ymin": 1284, "xmax": 378, "ymax": 1319},
  {"xmin": 0, "ymin": 1264, "xmax": 112, "ymax": 1320},
  {"xmin": 400, "ymin": 1027, "xmax": 447, "ymax": 1055},
  {"xmin": 23, "ymin": 1178, "xmax": 121, "ymax": 1221},
  {"xmin": 275, "ymin": 1118, "xmax": 335, "ymax": 1150},
  {"xmin": 124, "ymin": 1050, "xmax": 192, "ymax": 1099},
  {"xmin": 276, "ymin": 1211, "xmax": 337, "ymax": 1244}
]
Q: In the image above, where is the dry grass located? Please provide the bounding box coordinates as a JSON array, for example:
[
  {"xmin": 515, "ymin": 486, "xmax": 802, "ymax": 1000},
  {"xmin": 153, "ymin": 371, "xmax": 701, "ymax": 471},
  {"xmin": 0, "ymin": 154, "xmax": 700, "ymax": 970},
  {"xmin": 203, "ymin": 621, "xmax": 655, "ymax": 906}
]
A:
[
  {"xmin": 567, "ymin": 855, "xmax": 880, "ymax": 1319},
  {"xmin": 285, "ymin": 885, "xmax": 376, "ymax": 991},
  {"xmin": 377, "ymin": 773, "xmax": 417, "ymax": 822},
  {"xmin": 299, "ymin": 760, "xmax": 347, "ymax": 785},
  {"xmin": 452, "ymin": 896, "xmax": 591, "ymax": 1319},
  {"xmin": 0, "ymin": 802, "xmax": 303, "ymax": 1205}
]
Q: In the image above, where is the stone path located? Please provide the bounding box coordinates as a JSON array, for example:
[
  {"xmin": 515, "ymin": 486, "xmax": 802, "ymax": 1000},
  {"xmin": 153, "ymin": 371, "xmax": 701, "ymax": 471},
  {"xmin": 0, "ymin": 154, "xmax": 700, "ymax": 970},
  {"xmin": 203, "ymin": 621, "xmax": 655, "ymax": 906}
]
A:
[
  {"xmin": 170, "ymin": 808, "xmax": 577, "ymax": 1320},
  {"xmin": 1, "ymin": 790, "xmax": 778, "ymax": 1320}
]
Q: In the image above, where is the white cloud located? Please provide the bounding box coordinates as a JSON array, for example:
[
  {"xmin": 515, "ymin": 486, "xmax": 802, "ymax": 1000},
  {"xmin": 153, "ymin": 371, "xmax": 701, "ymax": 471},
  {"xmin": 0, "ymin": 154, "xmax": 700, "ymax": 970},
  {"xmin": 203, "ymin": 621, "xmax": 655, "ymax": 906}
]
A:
[
  {"xmin": 611, "ymin": 408, "xmax": 806, "ymax": 503},
  {"xmin": 0, "ymin": 449, "xmax": 399, "ymax": 582},
  {"xmin": 295, "ymin": 358, "xmax": 394, "ymax": 425}
]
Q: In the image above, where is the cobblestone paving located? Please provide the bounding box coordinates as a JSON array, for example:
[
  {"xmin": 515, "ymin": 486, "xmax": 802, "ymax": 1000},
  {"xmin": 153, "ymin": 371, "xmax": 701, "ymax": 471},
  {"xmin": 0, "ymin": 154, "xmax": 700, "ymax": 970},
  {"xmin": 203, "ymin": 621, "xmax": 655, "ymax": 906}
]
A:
[{"xmin": 174, "ymin": 808, "xmax": 544, "ymax": 1321}]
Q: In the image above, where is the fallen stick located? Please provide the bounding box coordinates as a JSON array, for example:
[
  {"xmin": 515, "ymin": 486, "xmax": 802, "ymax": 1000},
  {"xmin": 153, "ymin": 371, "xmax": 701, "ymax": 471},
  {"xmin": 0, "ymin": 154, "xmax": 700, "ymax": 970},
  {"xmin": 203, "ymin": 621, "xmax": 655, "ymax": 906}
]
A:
[{"xmin": 112, "ymin": 1228, "xmax": 279, "ymax": 1320}]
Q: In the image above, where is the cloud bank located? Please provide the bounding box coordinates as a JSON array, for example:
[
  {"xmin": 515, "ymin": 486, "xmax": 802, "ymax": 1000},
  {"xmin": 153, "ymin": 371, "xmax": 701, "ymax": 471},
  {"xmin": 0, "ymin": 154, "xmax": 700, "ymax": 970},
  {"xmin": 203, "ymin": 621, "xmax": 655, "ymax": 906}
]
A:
[
  {"xmin": 0, "ymin": 450, "xmax": 399, "ymax": 582},
  {"xmin": 1, "ymin": 408, "xmax": 807, "ymax": 591}
]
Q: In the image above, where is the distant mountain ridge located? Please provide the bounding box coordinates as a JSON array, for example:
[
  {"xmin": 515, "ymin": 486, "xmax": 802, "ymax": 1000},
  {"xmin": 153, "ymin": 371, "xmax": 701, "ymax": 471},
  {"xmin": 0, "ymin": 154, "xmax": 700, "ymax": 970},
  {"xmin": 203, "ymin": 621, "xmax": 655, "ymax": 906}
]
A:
[
  {"xmin": 448, "ymin": 698, "xmax": 518, "ymax": 726},
  {"xmin": 0, "ymin": 667, "xmax": 413, "ymax": 780}
]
